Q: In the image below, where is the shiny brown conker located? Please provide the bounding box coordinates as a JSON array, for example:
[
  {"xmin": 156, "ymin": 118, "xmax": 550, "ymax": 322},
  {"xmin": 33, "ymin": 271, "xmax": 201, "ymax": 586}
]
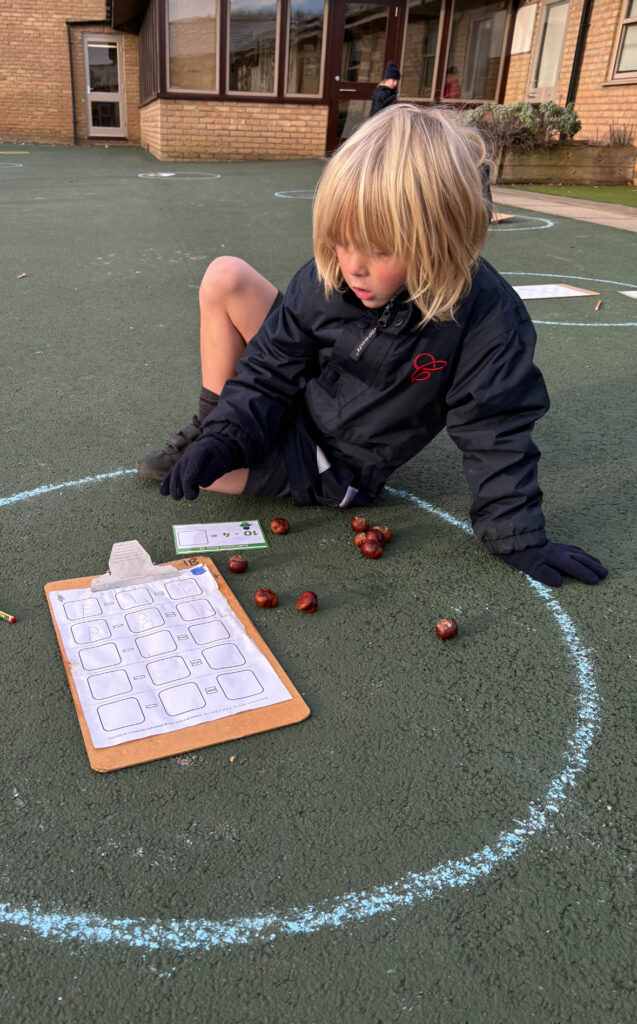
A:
[
  {"xmin": 361, "ymin": 539, "xmax": 384, "ymax": 559},
  {"xmin": 254, "ymin": 588, "xmax": 279, "ymax": 608},
  {"xmin": 296, "ymin": 591, "xmax": 318, "ymax": 613},
  {"xmin": 227, "ymin": 554, "xmax": 248, "ymax": 574},
  {"xmin": 371, "ymin": 525, "xmax": 392, "ymax": 543},
  {"xmin": 350, "ymin": 516, "xmax": 369, "ymax": 533},
  {"xmin": 353, "ymin": 532, "xmax": 368, "ymax": 548},
  {"xmin": 436, "ymin": 618, "xmax": 458, "ymax": 639},
  {"xmin": 365, "ymin": 528, "xmax": 386, "ymax": 546},
  {"xmin": 270, "ymin": 517, "xmax": 290, "ymax": 535}
]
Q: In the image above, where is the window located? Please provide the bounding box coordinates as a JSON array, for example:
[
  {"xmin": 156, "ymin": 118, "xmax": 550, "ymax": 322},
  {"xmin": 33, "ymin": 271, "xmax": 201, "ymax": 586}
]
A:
[
  {"xmin": 401, "ymin": 1, "xmax": 443, "ymax": 99},
  {"xmin": 228, "ymin": 0, "xmax": 279, "ymax": 94},
  {"xmin": 445, "ymin": 0, "xmax": 508, "ymax": 101},
  {"xmin": 286, "ymin": 0, "xmax": 326, "ymax": 96},
  {"xmin": 168, "ymin": 0, "xmax": 218, "ymax": 91},
  {"xmin": 613, "ymin": 0, "xmax": 637, "ymax": 79},
  {"xmin": 532, "ymin": 0, "xmax": 567, "ymax": 91}
]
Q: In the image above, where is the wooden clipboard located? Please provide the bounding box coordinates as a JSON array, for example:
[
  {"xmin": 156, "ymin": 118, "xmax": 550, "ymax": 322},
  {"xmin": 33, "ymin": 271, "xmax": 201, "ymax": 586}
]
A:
[{"xmin": 45, "ymin": 552, "xmax": 309, "ymax": 773}]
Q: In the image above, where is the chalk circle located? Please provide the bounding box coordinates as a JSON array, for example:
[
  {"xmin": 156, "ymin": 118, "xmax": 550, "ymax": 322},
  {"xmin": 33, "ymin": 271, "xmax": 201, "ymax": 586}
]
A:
[
  {"xmin": 138, "ymin": 171, "xmax": 221, "ymax": 181},
  {"xmin": 274, "ymin": 188, "xmax": 315, "ymax": 199},
  {"xmin": 503, "ymin": 271, "xmax": 637, "ymax": 327},
  {"xmin": 0, "ymin": 162, "xmax": 23, "ymax": 168},
  {"xmin": 0, "ymin": 470, "xmax": 599, "ymax": 951},
  {"xmin": 489, "ymin": 212, "xmax": 554, "ymax": 231}
]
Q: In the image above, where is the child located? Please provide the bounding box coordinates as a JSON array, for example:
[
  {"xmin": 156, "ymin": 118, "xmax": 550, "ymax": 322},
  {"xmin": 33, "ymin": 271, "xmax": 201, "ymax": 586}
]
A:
[
  {"xmin": 369, "ymin": 61, "xmax": 401, "ymax": 117},
  {"xmin": 139, "ymin": 104, "xmax": 607, "ymax": 588}
]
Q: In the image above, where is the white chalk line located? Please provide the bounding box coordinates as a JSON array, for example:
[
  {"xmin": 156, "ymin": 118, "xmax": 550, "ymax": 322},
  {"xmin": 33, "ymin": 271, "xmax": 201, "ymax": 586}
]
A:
[
  {"xmin": 138, "ymin": 172, "xmax": 221, "ymax": 181},
  {"xmin": 490, "ymin": 213, "xmax": 554, "ymax": 231},
  {"xmin": 503, "ymin": 271, "xmax": 637, "ymax": 326},
  {"xmin": 0, "ymin": 472, "xmax": 599, "ymax": 951}
]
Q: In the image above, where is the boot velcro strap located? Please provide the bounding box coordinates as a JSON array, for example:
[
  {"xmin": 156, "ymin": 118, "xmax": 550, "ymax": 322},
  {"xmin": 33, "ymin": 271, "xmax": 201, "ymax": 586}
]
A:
[{"xmin": 165, "ymin": 421, "xmax": 201, "ymax": 452}]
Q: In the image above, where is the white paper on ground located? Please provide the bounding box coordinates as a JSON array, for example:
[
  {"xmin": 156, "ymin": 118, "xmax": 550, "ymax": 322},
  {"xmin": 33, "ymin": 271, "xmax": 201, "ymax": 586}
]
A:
[{"xmin": 513, "ymin": 283, "xmax": 600, "ymax": 299}]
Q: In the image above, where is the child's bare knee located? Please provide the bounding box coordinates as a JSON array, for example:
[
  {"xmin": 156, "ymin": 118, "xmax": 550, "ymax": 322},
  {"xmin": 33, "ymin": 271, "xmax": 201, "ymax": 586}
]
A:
[{"xmin": 199, "ymin": 256, "xmax": 251, "ymax": 308}]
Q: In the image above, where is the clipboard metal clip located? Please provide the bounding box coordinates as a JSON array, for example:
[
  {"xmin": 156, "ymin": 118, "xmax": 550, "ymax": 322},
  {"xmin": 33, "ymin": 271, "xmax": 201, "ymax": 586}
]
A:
[{"xmin": 90, "ymin": 540, "xmax": 180, "ymax": 593}]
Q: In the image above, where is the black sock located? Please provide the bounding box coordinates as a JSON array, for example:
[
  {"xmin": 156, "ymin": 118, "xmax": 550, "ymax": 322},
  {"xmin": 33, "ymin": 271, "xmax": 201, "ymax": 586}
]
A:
[{"xmin": 198, "ymin": 386, "xmax": 220, "ymax": 425}]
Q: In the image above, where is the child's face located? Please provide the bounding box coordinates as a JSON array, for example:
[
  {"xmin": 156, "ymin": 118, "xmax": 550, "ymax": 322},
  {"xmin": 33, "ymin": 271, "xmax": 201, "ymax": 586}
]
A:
[{"xmin": 336, "ymin": 243, "xmax": 408, "ymax": 309}]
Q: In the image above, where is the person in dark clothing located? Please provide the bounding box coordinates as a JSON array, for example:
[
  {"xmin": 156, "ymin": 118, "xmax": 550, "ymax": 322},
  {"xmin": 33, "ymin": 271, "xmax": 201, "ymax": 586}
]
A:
[
  {"xmin": 137, "ymin": 104, "xmax": 607, "ymax": 588},
  {"xmin": 369, "ymin": 61, "xmax": 401, "ymax": 117}
]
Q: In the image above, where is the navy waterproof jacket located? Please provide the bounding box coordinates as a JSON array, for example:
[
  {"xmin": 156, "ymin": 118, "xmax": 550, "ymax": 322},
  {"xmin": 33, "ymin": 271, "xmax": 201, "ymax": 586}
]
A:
[{"xmin": 203, "ymin": 258, "xmax": 550, "ymax": 555}]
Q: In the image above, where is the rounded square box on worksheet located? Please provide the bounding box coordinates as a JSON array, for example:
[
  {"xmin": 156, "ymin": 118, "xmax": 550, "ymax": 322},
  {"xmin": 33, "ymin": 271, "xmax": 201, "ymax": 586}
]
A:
[
  {"xmin": 125, "ymin": 607, "xmax": 164, "ymax": 633},
  {"xmin": 98, "ymin": 697, "xmax": 145, "ymax": 732},
  {"xmin": 203, "ymin": 644, "xmax": 245, "ymax": 670},
  {"xmin": 87, "ymin": 669, "xmax": 133, "ymax": 701},
  {"xmin": 71, "ymin": 619, "xmax": 111, "ymax": 645},
  {"xmin": 79, "ymin": 642, "xmax": 121, "ymax": 672},
  {"xmin": 176, "ymin": 599, "xmax": 215, "ymax": 622},
  {"xmin": 116, "ymin": 587, "xmax": 153, "ymax": 611},
  {"xmin": 64, "ymin": 597, "xmax": 102, "ymax": 621},
  {"xmin": 159, "ymin": 682, "xmax": 206, "ymax": 716},
  {"xmin": 147, "ymin": 656, "xmax": 190, "ymax": 686},
  {"xmin": 189, "ymin": 620, "xmax": 229, "ymax": 645},
  {"xmin": 216, "ymin": 670, "xmax": 264, "ymax": 700},
  {"xmin": 135, "ymin": 630, "xmax": 177, "ymax": 659},
  {"xmin": 165, "ymin": 578, "xmax": 202, "ymax": 600}
]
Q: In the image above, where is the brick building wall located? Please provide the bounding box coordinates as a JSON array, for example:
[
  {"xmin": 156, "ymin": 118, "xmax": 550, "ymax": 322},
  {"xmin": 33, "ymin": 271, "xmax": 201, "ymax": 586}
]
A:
[
  {"xmin": 0, "ymin": 0, "xmax": 139, "ymax": 145},
  {"xmin": 505, "ymin": 0, "xmax": 637, "ymax": 144},
  {"xmin": 140, "ymin": 100, "xmax": 328, "ymax": 161}
]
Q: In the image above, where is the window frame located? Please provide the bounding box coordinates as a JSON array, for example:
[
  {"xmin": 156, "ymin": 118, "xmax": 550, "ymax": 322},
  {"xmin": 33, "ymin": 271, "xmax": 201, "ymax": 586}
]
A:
[
  {"xmin": 225, "ymin": 0, "xmax": 282, "ymax": 98},
  {"xmin": 283, "ymin": 0, "xmax": 327, "ymax": 99},
  {"xmin": 165, "ymin": 0, "xmax": 221, "ymax": 94},
  {"xmin": 609, "ymin": 0, "xmax": 637, "ymax": 83}
]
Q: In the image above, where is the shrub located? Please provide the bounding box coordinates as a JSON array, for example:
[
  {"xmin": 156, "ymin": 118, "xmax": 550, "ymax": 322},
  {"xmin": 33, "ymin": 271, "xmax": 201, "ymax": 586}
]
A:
[
  {"xmin": 465, "ymin": 101, "xmax": 581, "ymax": 152},
  {"xmin": 609, "ymin": 124, "xmax": 634, "ymax": 146}
]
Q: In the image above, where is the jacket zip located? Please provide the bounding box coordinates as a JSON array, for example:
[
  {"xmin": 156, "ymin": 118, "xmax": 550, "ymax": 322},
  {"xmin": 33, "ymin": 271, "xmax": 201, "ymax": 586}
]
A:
[{"xmin": 351, "ymin": 302, "xmax": 395, "ymax": 361}]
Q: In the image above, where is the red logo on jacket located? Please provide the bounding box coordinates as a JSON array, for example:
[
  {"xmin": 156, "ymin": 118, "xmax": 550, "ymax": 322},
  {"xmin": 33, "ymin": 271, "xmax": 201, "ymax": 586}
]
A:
[{"xmin": 411, "ymin": 353, "xmax": 447, "ymax": 382}]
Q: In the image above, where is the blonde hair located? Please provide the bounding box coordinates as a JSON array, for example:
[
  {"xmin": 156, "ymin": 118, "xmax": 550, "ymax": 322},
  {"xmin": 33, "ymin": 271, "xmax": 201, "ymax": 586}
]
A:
[{"xmin": 313, "ymin": 104, "xmax": 490, "ymax": 323}]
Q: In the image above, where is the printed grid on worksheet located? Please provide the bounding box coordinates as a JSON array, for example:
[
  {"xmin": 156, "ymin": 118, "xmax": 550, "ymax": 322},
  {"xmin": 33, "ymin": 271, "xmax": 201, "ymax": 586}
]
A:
[{"xmin": 48, "ymin": 566, "xmax": 291, "ymax": 748}]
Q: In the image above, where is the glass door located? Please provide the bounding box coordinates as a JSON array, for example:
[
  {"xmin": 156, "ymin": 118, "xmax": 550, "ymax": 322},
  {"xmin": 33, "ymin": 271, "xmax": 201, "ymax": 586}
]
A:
[
  {"xmin": 326, "ymin": 2, "xmax": 404, "ymax": 152},
  {"xmin": 82, "ymin": 35, "xmax": 127, "ymax": 138}
]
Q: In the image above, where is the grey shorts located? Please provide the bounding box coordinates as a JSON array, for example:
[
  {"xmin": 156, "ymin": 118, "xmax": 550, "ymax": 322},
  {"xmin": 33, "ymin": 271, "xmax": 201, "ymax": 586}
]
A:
[{"xmin": 243, "ymin": 290, "xmax": 291, "ymax": 498}]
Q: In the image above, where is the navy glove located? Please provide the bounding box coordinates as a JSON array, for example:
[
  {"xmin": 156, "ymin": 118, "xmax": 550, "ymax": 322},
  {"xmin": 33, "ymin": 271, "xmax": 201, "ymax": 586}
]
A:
[
  {"xmin": 159, "ymin": 434, "xmax": 242, "ymax": 501},
  {"xmin": 500, "ymin": 542, "xmax": 608, "ymax": 587}
]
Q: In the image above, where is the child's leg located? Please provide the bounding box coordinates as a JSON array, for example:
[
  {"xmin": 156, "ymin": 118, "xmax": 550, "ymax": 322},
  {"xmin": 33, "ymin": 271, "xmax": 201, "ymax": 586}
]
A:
[
  {"xmin": 136, "ymin": 257, "xmax": 278, "ymax": 481},
  {"xmin": 199, "ymin": 256, "xmax": 278, "ymax": 394}
]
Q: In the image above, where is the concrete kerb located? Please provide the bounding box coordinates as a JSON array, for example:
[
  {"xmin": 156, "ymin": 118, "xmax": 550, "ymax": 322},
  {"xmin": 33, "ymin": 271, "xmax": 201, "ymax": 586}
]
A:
[{"xmin": 491, "ymin": 186, "xmax": 637, "ymax": 233}]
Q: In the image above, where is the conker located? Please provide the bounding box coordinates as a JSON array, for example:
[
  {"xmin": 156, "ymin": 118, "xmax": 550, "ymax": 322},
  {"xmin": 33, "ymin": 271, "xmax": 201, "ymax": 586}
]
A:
[
  {"xmin": 227, "ymin": 554, "xmax": 248, "ymax": 574},
  {"xmin": 371, "ymin": 525, "xmax": 392, "ymax": 543},
  {"xmin": 350, "ymin": 515, "xmax": 369, "ymax": 533},
  {"xmin": 296, "ymin": 591, "xmax": 318, "ymax": 613},
  {"xmin": 353, "ymin": 532, "xmax": 368, "ymax": 548},
  {"xmin": 361, "ymin": 539, "xmax": 384, "ymax": 559},
  {"xmin": 270, "ymin": 517, "xmax": 290, "ymax": 535},
  {"xmin": 365, "ymin": 528, "xmax": 386, "ymax": 546},
  {"xmin": 254, "ymin": 588, "xmax": 279, "ymax": 608},
  {"xmin": 436, "ymin": 618, "xmax": 458, "ymax": 639}
]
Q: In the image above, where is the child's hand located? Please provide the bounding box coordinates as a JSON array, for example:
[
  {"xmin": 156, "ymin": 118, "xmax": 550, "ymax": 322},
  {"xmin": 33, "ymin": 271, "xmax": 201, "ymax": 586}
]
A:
[
  {"xmin": 159, "ymin": 435, "xmax": 238, "ymax": 500},
  {"xmin": 500, "ymin": 542, "xmax": 608, "ymax": 587}
]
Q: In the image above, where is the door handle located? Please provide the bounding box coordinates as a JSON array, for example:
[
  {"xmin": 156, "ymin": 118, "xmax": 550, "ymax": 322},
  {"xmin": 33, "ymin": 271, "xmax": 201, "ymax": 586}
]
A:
[{"xmin": 339, "ymin": 88, "xmax": 357, "ymax": 93}]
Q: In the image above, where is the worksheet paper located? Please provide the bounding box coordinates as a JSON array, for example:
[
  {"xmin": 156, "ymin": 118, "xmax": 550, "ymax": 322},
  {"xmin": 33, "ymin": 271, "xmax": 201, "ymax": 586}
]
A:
[
  {"xmin": 512, "ymin": 283, "xmax": 599, "ymax": 299},
  {"xmin": 48, "ymin": 565, "xmax": 291, "ymax": 748}
]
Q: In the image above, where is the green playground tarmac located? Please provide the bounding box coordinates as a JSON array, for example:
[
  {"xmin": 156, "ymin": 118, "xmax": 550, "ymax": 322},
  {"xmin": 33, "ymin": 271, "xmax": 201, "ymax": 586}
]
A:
[{"xmin": 1, "ymin": 145, "xmax": 636, "ymax": 1024}]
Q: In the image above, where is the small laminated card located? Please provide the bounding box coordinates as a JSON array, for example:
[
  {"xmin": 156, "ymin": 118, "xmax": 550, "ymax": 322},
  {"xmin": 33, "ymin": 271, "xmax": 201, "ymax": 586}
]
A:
[{"xmin": 173, "ymin": 520, "xmax": 268, "ymax": 554}]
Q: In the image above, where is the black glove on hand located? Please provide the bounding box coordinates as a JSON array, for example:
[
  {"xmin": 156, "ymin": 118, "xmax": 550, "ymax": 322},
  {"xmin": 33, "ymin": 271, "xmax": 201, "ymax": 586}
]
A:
[
  {"xmin": 500, "ymin": 541, "xmax": 608, "ymax": 587},
  {"xmin": 159, "ymin": 434, "xmax": 242, "ymax": 501}
]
